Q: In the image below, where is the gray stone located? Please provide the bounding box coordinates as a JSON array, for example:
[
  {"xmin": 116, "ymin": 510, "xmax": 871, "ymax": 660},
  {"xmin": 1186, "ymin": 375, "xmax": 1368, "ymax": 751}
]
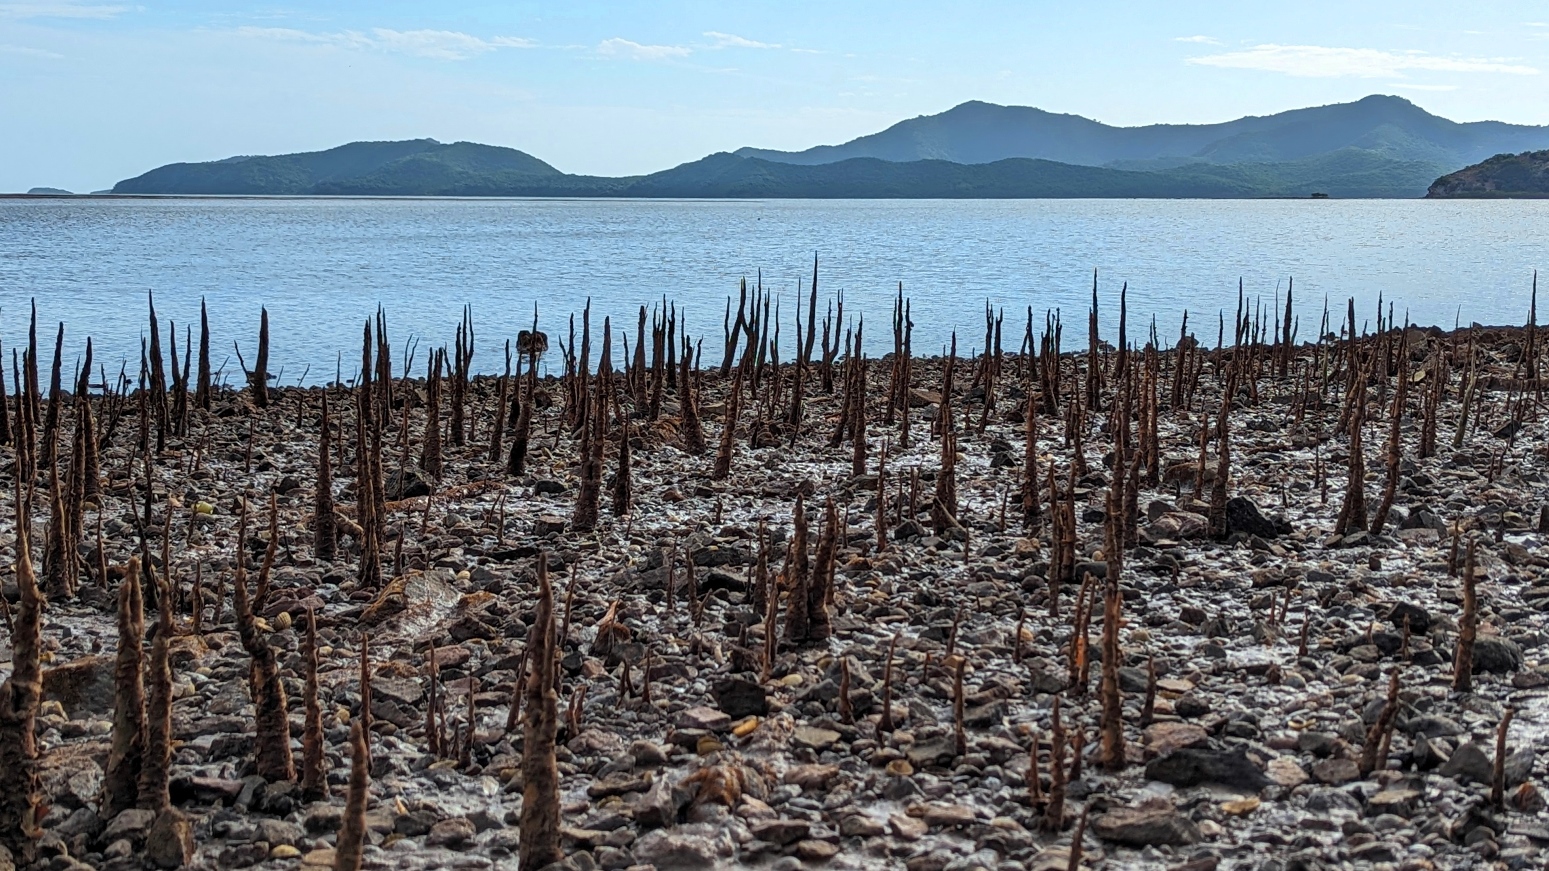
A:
[
  {"xmin": 748, "ymin": 818, "xmax": 810, "ymax": 846},
  {"xmin": 1440, "ymin": 742, "xmax": 1494, "ymax": 784},
  {"xmin": 1226, "ymin": 496, "xmax": 1288, "ymax": 538},
  {"xmin": 711, "ymin": 678, "xmax": 767, "ymax": 719},
  {"xmin": 675, "ymin": 706, "xmax": 731, "ymax": 732},
  {"xmin": 145, "ymin": 809, "xmax": 195, "ymax": 869},
  {"xmin": 1472, "ymin": 637, "xmax": 1524, "ymax": 674},
  {"xmin": 1092, "ymin": 804, "xmax": 1201, "ymax": 847},
  {"xmin": 427, "ymin": 817, "xmax": 477, "ymax": 848},
  {"xmin": 102, "ymin": 808, "xmax": 158, "ymax": 845},
  {"xmin": 632, "ymin": 824, "xmax": 732, "ymax": 869},
  {"xmin": 1145, "ymin": 744, "xmax": 1270, "ymax": 790}
]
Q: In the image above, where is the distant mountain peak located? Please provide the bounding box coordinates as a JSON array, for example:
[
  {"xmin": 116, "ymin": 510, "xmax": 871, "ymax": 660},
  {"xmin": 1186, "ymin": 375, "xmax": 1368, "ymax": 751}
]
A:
[{"xmin": 735, "ymin": 94, "xmax": 1542, "ymax": 170}]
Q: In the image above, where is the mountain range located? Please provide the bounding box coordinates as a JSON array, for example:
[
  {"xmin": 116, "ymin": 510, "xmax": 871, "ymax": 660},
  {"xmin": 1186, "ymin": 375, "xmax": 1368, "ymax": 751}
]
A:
[{"xmin": 108, "ymin": 95, "xmax": 1549, "ymax": 199}]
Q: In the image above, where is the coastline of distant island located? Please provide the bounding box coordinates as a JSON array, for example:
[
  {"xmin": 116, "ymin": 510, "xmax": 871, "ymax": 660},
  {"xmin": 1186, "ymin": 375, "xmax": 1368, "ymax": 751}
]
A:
[{"xmin": 20, "ymin": 95, "xmax": 1549, "ymax": 200}]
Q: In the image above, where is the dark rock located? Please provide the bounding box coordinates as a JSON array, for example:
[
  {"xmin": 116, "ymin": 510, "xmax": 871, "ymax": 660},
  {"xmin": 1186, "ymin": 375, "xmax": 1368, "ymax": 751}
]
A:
[
  {"xmin": 1440, "ymin": 742, "xmax": 1494, "ymax": 784},
  {"xmin": 1074, "ymin": 561, "xmax": 1108, "ymax": 582},
  {"xmin": 1386, "ymin": 602, "xmax": 1433, "ymax": 634},
  {"xmin": 1402, "ymin": 715, "xmax": 1463, "ymax": 738},
  {"xmin": 1351, "ymin": 841, "xmax": 1400, "ymax": 863},
  {"xmin": 1118, "ymin": 666, "xmax": 1150, "ymax": 693},
  {"xmin": 1225, "ymin": 496, "xmax": 1289, "ymax": 539},
  {"xmin": 1505, "ymin": 748, "xmax": 1534, "ymax": 786},
  {"xmin": 1145, "ymin": 744, "xmax": 1271, "ymax": 790},
  {"xmin": 1305, "ymin": 787, "xmax": 1363, "ymax": 812},
  {"xmin": 1400, "ymin": 507, "xmax": 1448, "ymax": 533},
  {"xmin": 1473, "ymin": 637, "xmax": 1524, "ymax": 674},
  {"xmin": 1410, "ymin": 735, "xmax": 1446, "ymax": 771},
  {"xmin": 748, "ymin": 819, "xmax": 810, "ymax": 846},
  {"xmin": 1297, "ymin": 731, "xmax": 1339, "ymax": 757},
  {"xmin": 712, "ymin": 678, "xmax": 768, "ymax": 719},
  {"xmin": 385, "ymin": 466, "xmax": 433, "ymax": 500},
  {"xmin": 691, "ymin": 547, "xmax": 749, "ymax": 568},
  {"xmin": 447, "ymin": 614, "xmax": 498, "ymax": 642},
  {"xmin": 41, "ymin": 655, "xmax": 116, "ymax": 716},
  {"xmin": 963, "ymin": 699, "xmax": 1007, "ymax": 729},
  {"xmin": 1175, "ymin": 693, "xmax": 1212, "ymax": 718}
]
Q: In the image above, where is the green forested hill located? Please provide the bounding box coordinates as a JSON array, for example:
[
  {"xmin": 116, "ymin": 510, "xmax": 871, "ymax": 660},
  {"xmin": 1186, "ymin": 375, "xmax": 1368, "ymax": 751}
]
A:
[
  {"xmin": 113, "ymin": 95, "xmax": 1528, "ymax": 199},
  {"xmin": 1427, "ymin": 150, "xmax": 1549, "ymax": 198}
]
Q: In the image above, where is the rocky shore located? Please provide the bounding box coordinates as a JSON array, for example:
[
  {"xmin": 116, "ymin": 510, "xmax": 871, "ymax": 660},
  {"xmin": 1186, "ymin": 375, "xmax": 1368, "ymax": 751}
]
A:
[{"xmin": 3, "ymin": 296, "xmax": 1549, "ymax": 871}]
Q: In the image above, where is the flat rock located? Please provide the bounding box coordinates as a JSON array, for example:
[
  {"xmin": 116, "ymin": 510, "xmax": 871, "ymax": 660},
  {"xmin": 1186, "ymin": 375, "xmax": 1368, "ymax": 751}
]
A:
[
  {"xmin": 1367, "ymin": 788, "xmax": 1421, "ymax": 816},
  {"xmin": 749, "ymin": 818, "xmax": 810, "ymax": 846},
  {"xmin": 792, "ymin": 726, "xmax": 841, "ymax": 750},
  {"xmin": 1093, "ymin": 804, "xmax": 1201, "ymax": 847},
  {"xmin": 783, "ymin": 764, "xmax": 839, "ymax": 790},
  {"xmin": 1144, "ymin": 722, "xmax": 1209, "ymax": 757},
  {"xmin": 905, "ymin": 735, "xmax": 959, "ymax": 768},
  {"xmin": 794, "ymin": 839, "xmax": 839, "ymax": 861},
  {"xmin": 1311, "ymin": 758, "xmax": 1361, "ymax": 785},
  {"xmin": 919, "ymin": 803, "xmax": 978, "ymax": 828},
  {"xmin": 675, "ymin": 706, "xmax": 732, "ymax": 732},
  {"xmin": 632, "ymin": 825, "xmax": 732, "ymax": 869},
  {"xmin": 1145, "ymin": 744, "xmax": 1270, "ymax": 790},
  {"xmin": 1266, "ymin": 757, "xmax": 1309, "ymax": 788}
]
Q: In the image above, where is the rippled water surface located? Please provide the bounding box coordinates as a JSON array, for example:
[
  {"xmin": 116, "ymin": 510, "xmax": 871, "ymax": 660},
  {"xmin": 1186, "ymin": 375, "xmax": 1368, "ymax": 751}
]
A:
[{"xmin": 1, "ymin": 197, "xmax": 1545, "ymax": 382}]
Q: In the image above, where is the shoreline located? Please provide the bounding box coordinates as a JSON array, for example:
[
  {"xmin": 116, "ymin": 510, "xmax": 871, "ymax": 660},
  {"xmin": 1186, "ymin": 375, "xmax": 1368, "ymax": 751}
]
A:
[{"xmin": 2, "ymin": 296, "xmax": 1548, "ymax": 870}]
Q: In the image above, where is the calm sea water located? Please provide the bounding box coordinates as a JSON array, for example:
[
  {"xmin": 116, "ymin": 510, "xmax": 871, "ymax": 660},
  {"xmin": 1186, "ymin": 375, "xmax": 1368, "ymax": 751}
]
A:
[{"xmin": 0, "ymin": 197, "xmax": 1544, "ymax": 385}]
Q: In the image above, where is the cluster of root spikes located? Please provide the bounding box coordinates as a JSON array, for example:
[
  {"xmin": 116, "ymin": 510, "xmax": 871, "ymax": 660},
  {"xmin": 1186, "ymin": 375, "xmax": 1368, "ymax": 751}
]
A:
[{"xmin": 0, "ymin": 268, "xmax": 1544, "ymax": 868}]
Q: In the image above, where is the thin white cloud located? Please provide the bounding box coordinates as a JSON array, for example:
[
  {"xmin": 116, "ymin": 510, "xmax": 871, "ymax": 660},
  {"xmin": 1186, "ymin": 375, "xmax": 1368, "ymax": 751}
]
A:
[
  {"xmin": 366, "ymin": 29, "xmax": 534, "ymax": 60},
  {"xmin": 1188, "ymin": 44, "xmax": 1538, "ymax": 77},
  {"xmin": 235, "ymin": 26, "xmax": 332, "ymax": 44},
  {"xmin": 596, "ymin": 37, "xmax": 690, "ymax": 61},
  {"xmin": 0, "ymin": 2, "xmax": 129, "ymax": 18},
  {"xmin": 0, "ymin": 42, "xmax": 64, "ymax": 58},
  {"xmin": 1390, "ymin": 83, "xmax": 1459, "ymax": 91},
  {"xmin": 703, "ymin": 31, "xmax": 779, "ymax": 49},
  {"xmin": 235, "ymin": 26, "xmax": 535, "ymax": 61},
  {"xmin": 1174, "ymin": 35, "xmax": 1220, "ymax": 45}
]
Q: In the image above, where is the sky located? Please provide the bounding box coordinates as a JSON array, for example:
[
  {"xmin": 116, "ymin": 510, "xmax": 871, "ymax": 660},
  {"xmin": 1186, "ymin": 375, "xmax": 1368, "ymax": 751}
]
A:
[{"xmin": 3, "ymin": 1, "xmax": 1549, "ymax": 192}]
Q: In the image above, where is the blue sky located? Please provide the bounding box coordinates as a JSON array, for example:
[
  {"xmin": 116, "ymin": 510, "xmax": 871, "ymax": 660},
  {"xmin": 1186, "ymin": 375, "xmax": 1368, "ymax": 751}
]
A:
[{"xmin": 3, "ymin": 0, "xmax": 1548, "ymax": 192}]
